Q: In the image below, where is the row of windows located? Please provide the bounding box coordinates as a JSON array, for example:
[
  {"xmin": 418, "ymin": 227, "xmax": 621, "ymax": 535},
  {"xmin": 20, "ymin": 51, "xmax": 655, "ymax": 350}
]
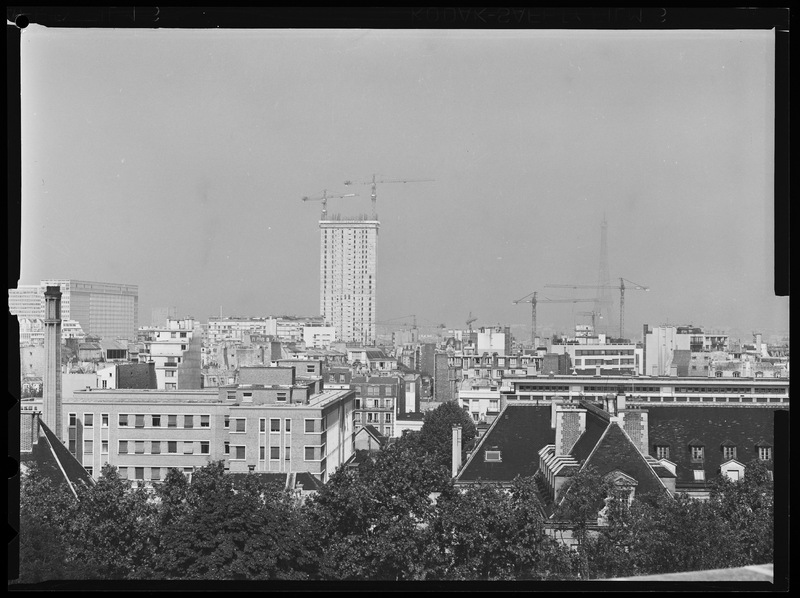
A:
[
  {"xmin": 654, "ymin": 445, "xmax": 772, "ymax": 462},
  {"xmin": 116, "ymin": 414, "xmax": 211, "ymax": 428},
  {"xmin": 115, "ymin": 440, "xmax": 210, "ymax": 455},
  {"xmin": 223, "ymin": 443, "xmax": 323, "ymax": 462},
  {"xmin": 354, "ymin": 398, "xmax": 394, "ymax": 409},
  {"xmin": 354, "ymin": 412, "xmax": 392, "ymax": 424},
  {"xmin": 574, "ymin": 349, "xmax": 635, "ymax": 356}
]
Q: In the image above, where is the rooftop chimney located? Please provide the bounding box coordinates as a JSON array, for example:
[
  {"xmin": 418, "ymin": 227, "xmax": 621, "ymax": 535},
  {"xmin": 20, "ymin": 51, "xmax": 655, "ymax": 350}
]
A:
[
  {"xmin": 43, "ymin": 286, "xmax": 63, "ymax": 440},
  {"xmin": 451, "ymin": 424, "xmax": 462, "ymax": 477}
]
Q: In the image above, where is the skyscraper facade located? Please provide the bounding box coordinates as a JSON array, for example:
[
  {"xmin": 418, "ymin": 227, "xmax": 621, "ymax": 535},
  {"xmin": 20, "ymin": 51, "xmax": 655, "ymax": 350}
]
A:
[
  {"xmin": 319, "ymin": 215, "xmax": 378, "ymax": 344},
  {"xmin": 10, "ymin": 279, "xmax": 139, "ymax": 341}
]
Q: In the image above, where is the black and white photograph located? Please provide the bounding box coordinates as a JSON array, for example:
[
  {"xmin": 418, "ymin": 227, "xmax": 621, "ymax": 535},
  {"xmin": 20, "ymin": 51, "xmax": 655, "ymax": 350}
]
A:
[{"xmin": 9, "ymin": 7, "xmax": 788, "ymax": 589}]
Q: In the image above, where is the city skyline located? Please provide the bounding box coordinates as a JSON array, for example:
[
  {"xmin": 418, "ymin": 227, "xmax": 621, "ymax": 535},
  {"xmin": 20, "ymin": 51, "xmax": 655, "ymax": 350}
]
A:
[{"xmin": 18, "ymin": 27, "xmax": 787, "ymax": 341}]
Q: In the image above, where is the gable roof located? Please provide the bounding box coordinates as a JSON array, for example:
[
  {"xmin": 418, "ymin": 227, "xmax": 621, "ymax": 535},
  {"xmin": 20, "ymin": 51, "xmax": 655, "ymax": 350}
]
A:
[
  {"xmin": 646, "ymin": 406, "xmax": 784, "ymax": 488},
  {"xmin": 576, "ymin": 422, "xmax": 670, "ymax": 498},
  {"xmin": 20, "ymin": 413, "xmax": 95, "ymax": 497},
  {"xmin": 456, "ymin": 404, "xmax": 554, "ymax": 483}
]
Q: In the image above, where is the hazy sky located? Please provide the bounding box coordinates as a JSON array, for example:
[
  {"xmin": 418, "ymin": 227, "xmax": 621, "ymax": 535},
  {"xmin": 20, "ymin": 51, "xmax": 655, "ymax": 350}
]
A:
[{"xmin": 18, "ymin": 27, "xmax": 787, "ymax": 341}]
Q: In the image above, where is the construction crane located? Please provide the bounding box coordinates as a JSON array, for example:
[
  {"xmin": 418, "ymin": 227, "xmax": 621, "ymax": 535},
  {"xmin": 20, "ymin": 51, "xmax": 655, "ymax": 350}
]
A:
[
  {"xmin": 466, "ymin": 312, "xmax": 477, "ymax": 332},
  {"xmin": 343, "ymin": 174, "xmax": 434, "ymax": 219},
  {"xmin": 513, "ymin": 292, "xmax": 596, "ymax": 347},
  {"xmin": 576, "ymin": 310, "xmax": 603, "ymax": 330},
  {"xmin": 301, "ymin": 189, "xmax": 359, "ymax": 219},
  {"xmin": 544, "ymin": 278, "xmax": 650, "ymax": 338}
]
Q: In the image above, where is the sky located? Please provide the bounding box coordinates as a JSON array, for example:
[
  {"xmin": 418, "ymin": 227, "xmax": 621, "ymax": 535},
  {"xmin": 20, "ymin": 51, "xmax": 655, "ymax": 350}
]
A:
[{"xmin": 17, "ymin": 27, "xmax": 787, "ymax": 342}]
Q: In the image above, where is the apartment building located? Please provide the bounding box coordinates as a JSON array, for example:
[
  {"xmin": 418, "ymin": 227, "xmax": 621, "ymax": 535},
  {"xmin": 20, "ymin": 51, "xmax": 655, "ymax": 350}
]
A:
[
  {"xmin": 62, "ymin": 364, "xmax": 355, "ymax": 484},
  {"xmin": 351, "ymin": 375, "xmax": 403, "ymax": 438},
  {"xmin": 137, "ymin": 318, "xmax": 202, "ymax": 390},
  {"xmin": 320, "ymin": 215, "xmax": 379, "ymax": 345}
]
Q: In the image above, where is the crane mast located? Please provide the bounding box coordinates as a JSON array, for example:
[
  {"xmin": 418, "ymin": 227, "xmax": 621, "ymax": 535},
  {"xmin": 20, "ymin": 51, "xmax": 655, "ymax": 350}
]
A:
[
  {"xmin": 544, "ymin": 278, "xmax": 649, "ymax": 338},
  {"xmin": 344, "ymin": 174, "xmax": 434, "ymax": 219}
]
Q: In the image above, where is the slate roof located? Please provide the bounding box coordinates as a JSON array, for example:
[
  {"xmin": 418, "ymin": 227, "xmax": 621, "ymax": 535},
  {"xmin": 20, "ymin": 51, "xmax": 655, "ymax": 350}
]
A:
[
  {"xmin": 457, "ymin": 405, "xmax": 554, "ymax": 483},
  {"xmin": 577, "ymin": 422, "xmax": 670, "ymax": 498},
  {"xmin": 20, "ymin": 412, "xmax": 95, "ymax": 497},
  {"xmin": 569, "ymin": 402, "xmax": 610, "ymax": 462},
  {"xmin": 646, "ymin": 405, "xmax": 784, "ymax": 489}
]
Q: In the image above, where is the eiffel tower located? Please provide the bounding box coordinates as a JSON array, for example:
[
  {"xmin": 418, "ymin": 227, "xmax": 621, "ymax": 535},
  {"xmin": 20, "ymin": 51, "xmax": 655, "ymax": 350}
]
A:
[{"xmin": 595, "ymin": 215, "xmax": 614, "ymax": 335}]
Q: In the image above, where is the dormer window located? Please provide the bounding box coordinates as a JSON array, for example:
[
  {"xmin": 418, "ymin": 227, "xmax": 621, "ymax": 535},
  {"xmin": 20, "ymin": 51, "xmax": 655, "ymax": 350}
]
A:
[
  {"xmin": 654, "ymin": 444, "xmax": 670, "ymax": 460},
  {"xmin": 721, "ymin": 440, "xmax": 737, "ymax": 461},
  {"xmin": 757, "ymin": 444, "xmax": 772, "ymax": 461},
  {"xmin": 484, "ymin": 450, "xmax": 502, "ymax": 462},
  {"xmin": 689, "ymin": 441, "xmax": 705, "ymax": 463}
]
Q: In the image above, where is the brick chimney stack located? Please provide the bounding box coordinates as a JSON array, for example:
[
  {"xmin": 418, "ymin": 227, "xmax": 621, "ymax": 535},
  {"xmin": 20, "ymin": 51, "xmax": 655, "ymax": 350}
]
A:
[{"xmin": 43, "ymin": 286, "xmax": 63, "ymax": 440}]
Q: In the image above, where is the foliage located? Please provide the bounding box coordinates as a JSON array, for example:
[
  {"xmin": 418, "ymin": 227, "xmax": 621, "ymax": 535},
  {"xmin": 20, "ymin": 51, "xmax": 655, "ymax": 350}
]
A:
[
  {"xmin": 152, "ymin": 461, "xmax": 313, "ymax": 580},
  {"xmin": 418, "ymin": 400, "xmax": 477, "ymax": 468},
  {"xmin": 428, "ymin": 477, "xmax": 573, "ymax": 580}
]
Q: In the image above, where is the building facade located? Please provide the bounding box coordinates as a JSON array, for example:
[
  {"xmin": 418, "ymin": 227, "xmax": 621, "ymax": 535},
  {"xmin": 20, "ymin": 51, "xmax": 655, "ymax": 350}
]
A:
[
  {"xmin": 137, "ymin": 318, "xmax": 202, "ymax": 390},
  {"xmin": 62, "ymin": 365, "xmax": 355, "ymax": 484},
  {"xmin": 320, "ymin": 215, "xmax": 378, "ymax": 345},
  {"xmin": 10, "ymin": 279, "xmax": 139, "ymax": 341}
]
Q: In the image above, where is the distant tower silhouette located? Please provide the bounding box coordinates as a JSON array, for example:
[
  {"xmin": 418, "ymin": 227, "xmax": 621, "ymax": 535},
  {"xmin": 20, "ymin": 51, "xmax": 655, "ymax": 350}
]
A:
[{"xmin": 595, "ymin": 215, "xmax": 614, "ymax": 335}]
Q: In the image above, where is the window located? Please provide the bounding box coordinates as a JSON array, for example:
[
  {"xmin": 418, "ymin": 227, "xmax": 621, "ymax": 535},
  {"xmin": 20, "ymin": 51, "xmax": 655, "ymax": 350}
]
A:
[
  {"xmin": 135, "ymin": 441, "xmax": 145, "ymax": 455},
  {"xmin": 655, "ymin": 445, "xmax": 670, "ymax": 460},
  {"xmin": 165, "ymin": 383, "xmax": 177, "ymax": 390},
  {"xmin": 165, "ymin": 370, "xmax": 175, "ymax": 378},
  {"xmin": 224, "ymin": 441, "xmax": 230, "ymax": 455},
  {"xmin": 260, "ymin": 446, "xmax": 266, "ymax": 460},
  {"xmin": 151, "ymin": 441, "xmax": 161, "ymax": 455},
  {"xmin": 384, "ymin": 413, "xmax": 392, "ymax": 423},
  {"xmin": 305, "ymin": 419, "xmax": 318, "ymax": 433},
  {"xmin": 285, "ymin": 419, "xmax": 291, "ymax": 433},
  {"xmin": 722, "ymin": 445, "xmax": 737, "ymax": 461},
  {"xmin": 84, "ymin": 439, "xmax": 93, "ymax": 454},
  {"xmin": 227, "ymin": 391, "xmax": 237, "ymax": 401},
  {"xmin": 200, "ymin": 441, "xmax": 209, "ymax": 455},
  {"xmin": 224, "ymin": 415, "xmax": 230, "ymax": 428},
  {"xmin": 277, "ymin": 391, "xmax": 287, "ymax": 402},
  {"xmin": 304, "ymin": 446, "xmax": 317, "ymax": 461},
  {"xmin": 135, "ymin": 467, "xmax": 145, "ymax": 481},
  {"xmin": 168, "ymin": 441, "xmax": 178, "ymax": 454},
  {"xmin": 85, "ymin": 466, "xmax": 93, "ymax": 477},
  {"xmin": 84, "ymin": 413, "xmax": 94, "ymax": 427},
  {"xmin": 200, "ymin": 415, "xmax": 210, "ymax": 428},
  {"xmin": 184, "ymin": 441, "xmax": 194, "ymax": 454},
  {"xmin": 184, "ymin": 415, "xmax": 194, "ymax": 429},
  {"xmin": 102, "ymin": 413, "xmax": 109, "ymax": 427},
  {"xmin": 119, "ymin": 440, "xmax": 128, "ymax": 454},
  {"xmin": 119, "ymin": 414, "xmax": 129, "ymax": 427},
  {"xmin": 152, "ymin": 414, "xmax": 162, "ymax": 427},
  {"xmin": 135, "ymin": 414, "xmax": 145, "ymax": 428},
  {"xmin": 234, "ymin": 418, "xmax": 246, "ymax": 432},
  {"xmin": 693, "ymin": 470, "xmax": 706, "ymax": 481},
  {"xmin": 758, "ymin": 446, "xmax": 772, "ymax": 461},
  {"xmin": 168, "ymin": 415, "xmax": 177, "ymax": 428},
  {"xmin": 118, "ymin": 467, "xmax": 128, "ymax": 479},
  {"xmin": 485, "ymin": 450, "xmax": 502, "ymax": 462},
  {"xmin": 306, "ymin": 365, "xmax": 315, "ymax": 373},
  {"xmin": 270, "ymin": 419, "xmax": 280, "ymax": 432},
  {"xmin": 270, "ymin": 446, "xmax": 280, "ymax": 460},
  {"xmin": 101, "ymin": 440, "xmax": 109, "ymax": 454},
  {"xmin": 354, "ymin": 412, "xmax": 362, "ymax": 423},
  {"xmin": 243, "ymin": 392, "xmax": 253, "ymax": 402},
  {"xmin": 151, "ymin": 468, "xmax": 161, "ymax": 482},
  {"xmin": 690, "ymin": 446, "xmax": 704, "ymax": 462},
  {"xmin": 233, "ymin": 446, "xmax": 246, "ymax": 460}
]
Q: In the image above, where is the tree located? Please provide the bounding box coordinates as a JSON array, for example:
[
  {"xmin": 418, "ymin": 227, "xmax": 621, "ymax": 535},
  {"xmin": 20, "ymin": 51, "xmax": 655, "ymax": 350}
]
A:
[
  {"xmin": 153, "ymin": 461, "xmax": 312, "ymax": 580},
  {"xmin": 306, "ymin": 434, "xmax": 451, "ymax": 580},
  {"xmin": 69, "ymin": 464, "xmax": 158, "ymax": 579},
  {"xmin": 553, "ymin": 466, "xmax": 616, "ymax": 579},
  {"xmin": 429, "ymin": 477, "xmax": 572, "ymax": 580},
  {"xmin": 17, "ymin": 464, "xmax": 80, "ymax": 583},
  {"xmin": 418, "ymin": 401, "xmax": 477, "ymax": 468}
]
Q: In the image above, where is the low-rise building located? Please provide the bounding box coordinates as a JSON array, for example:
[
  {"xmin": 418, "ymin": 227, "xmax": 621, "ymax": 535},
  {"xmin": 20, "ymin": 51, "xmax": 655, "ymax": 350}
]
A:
[{"xmin": 62, "ymin": 364, "xmax": 355, "ymax": 485}]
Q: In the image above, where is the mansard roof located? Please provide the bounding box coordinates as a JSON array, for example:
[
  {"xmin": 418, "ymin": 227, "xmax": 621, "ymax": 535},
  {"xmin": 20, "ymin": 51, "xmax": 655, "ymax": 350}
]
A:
[
  {"xmin": 646, "ymin": 406, "xmax": 785, "ymax": 488},
  {"xmin": 456, "ymin": 404, "xmax": 554, "ymax": 483}
]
